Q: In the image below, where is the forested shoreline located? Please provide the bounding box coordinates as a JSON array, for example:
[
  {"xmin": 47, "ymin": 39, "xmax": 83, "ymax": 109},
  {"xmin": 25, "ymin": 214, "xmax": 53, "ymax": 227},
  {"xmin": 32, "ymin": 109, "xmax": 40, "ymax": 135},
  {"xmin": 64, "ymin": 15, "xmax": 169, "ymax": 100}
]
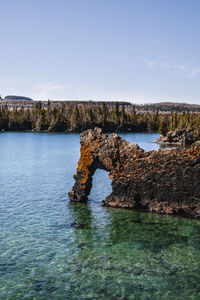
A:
[{"xmin": 0, "ymin": 100, "xmax": 200, "ymax": 137}]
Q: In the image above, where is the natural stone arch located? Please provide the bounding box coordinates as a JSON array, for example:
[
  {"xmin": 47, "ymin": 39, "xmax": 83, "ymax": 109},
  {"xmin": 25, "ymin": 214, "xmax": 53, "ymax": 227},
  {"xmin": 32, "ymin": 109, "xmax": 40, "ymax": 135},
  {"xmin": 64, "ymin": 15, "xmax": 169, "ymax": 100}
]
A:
[
  {"xmin": 68, "ymin": 128, "xmax": 122, "ymax": 202},
  {"xmin": 69, "ymin": 128, "xmax": 200, "ymax": 218}
]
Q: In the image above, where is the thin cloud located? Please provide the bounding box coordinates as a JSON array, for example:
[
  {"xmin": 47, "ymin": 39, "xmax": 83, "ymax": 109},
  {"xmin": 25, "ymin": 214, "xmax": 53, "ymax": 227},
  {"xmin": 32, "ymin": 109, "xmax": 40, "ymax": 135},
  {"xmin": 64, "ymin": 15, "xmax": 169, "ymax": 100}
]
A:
[
  {"xmin": 147, "ymin": 60, "xmax": 154, "ymax": 68},
  {"xmin": 179, "ymin": 65, "xmax": 186, "ymax": 71},
  {"xmin": 160, "ymin": 62, "xmax": 186, "ymax": 71},
  {"xmin": 160, "ymin": 62, "xmax": 169, "ymax": 69},
  {"xmin": 187, "ymin": 68, "xmax": 200, "ymax": 79},
  {"xmin": 147, "ymin": 58, "xmax": 199, "ymax": 79}
]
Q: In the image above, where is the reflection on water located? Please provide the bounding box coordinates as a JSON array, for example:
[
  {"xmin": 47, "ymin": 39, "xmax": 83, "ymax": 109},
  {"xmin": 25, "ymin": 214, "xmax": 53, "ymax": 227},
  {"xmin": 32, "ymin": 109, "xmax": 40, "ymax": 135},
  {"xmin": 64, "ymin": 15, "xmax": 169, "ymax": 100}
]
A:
[
  {"xmin": 69, "ymin": 202, "xmax": 93, "ymax": 230},
  {"xmin": 67, "ymin": 203, "xmax": 200, "ymax": 300},
  {"xmin": 0, "ymin": 132, "xmax": 200, "ymax": 299}
]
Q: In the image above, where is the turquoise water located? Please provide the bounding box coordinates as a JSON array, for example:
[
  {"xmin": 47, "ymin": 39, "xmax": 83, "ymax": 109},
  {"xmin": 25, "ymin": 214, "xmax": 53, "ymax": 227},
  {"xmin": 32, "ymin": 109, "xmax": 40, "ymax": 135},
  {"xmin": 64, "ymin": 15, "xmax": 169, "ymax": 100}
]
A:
[{"xmin": 0, "ymin": 132, "xmax": 200, "ymax": 300}]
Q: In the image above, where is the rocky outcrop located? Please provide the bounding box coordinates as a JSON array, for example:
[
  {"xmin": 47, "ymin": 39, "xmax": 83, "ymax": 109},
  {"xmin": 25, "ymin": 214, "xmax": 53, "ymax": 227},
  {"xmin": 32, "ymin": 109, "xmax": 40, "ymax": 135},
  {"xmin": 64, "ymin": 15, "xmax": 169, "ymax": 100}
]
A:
[
  {"xmin": 157, "ymin": 129, "xmax": 199, "ymax": 145},
  {"xmin": 69, "ymin": 128, "xmax": 200, "ymax": 218}
]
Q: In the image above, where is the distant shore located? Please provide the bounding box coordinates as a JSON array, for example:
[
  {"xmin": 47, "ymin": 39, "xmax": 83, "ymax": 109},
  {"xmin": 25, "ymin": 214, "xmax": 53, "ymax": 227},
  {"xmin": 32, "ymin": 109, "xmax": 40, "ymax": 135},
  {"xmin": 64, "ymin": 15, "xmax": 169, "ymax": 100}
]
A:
[{"xmin": 0, "ymin": 100, "xmax": 199, "ymax": 138}]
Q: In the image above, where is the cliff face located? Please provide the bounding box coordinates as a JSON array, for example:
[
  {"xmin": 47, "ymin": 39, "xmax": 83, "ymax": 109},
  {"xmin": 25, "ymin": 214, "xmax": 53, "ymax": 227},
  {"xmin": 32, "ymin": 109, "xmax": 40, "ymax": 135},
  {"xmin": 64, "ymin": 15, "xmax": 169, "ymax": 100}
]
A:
[{"xmin": 68, "ymin": 128, "xmax": 200, "ymax": 218}]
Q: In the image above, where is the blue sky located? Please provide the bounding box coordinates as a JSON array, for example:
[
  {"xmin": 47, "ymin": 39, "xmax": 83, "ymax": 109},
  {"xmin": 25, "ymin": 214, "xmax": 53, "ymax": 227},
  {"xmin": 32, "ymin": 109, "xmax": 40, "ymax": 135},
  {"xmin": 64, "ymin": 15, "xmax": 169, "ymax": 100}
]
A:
[{"xmin": 0, "ymin": 0, "xmax": 200, "ymax": 104}]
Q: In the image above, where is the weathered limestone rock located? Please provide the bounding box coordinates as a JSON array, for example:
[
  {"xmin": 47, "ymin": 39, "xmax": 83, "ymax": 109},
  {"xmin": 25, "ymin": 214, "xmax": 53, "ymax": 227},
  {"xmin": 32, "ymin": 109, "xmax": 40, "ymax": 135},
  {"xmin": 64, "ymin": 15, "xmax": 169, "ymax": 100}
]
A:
[
  {"xmin": 157, "ymin": 129, "xmax": 199, "ymax": 145},
  {"xmin": 69, "ymin": 128, "xmax": 200, "ymax": 218}
]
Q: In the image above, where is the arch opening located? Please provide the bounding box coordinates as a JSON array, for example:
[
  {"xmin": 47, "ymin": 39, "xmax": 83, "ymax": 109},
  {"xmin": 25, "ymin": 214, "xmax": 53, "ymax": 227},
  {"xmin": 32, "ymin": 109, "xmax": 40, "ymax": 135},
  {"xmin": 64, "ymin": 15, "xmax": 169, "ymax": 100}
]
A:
[{"xmin": 88, "ymin": 169, "xmax": 112, "ymax": 205}]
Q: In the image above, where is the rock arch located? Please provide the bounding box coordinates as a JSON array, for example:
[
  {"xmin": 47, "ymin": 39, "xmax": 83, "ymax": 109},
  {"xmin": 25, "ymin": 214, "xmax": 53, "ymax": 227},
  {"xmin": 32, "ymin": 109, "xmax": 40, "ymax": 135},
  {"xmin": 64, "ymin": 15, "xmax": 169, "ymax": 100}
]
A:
[{"xmin": 68, "ymin": 128, "xmax": 200, "ymax": 218}]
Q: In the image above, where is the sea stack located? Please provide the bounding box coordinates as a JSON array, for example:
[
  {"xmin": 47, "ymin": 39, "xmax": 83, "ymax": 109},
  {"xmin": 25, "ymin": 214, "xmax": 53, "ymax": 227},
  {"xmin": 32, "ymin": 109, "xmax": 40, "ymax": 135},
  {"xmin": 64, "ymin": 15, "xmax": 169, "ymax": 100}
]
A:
[{"xmin": 69, "ymin": 128, "xmax": 200, "ymax": 218}]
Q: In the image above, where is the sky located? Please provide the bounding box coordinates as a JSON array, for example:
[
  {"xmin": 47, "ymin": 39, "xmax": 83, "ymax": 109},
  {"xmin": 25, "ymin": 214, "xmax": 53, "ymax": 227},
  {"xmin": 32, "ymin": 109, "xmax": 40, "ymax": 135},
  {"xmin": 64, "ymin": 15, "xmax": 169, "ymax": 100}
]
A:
[{"xmin": 0, "ymin": 0, "xmax": 200, "ymax": 104}]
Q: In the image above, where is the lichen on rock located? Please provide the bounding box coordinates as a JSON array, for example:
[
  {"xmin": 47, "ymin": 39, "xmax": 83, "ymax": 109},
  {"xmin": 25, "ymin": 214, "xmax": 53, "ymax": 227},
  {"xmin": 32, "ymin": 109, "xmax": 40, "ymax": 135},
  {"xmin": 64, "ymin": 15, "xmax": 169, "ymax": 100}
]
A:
[{"xmin": 68, "ymin": 128, "xmax": 200, "ymax": 218}]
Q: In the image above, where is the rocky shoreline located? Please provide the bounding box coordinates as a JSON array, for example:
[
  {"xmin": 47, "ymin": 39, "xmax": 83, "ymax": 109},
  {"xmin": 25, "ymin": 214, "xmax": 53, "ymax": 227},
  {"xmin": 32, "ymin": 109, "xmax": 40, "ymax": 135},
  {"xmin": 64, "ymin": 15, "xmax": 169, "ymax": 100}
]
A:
[{"xmin": 69, "ymin": 128, "xmax": 200, "ymax": 218}]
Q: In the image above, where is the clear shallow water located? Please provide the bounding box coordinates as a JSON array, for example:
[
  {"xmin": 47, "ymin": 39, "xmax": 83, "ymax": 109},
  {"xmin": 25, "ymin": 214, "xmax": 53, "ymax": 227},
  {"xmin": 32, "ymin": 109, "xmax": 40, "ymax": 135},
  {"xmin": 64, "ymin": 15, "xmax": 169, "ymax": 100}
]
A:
[{"xmin": 0, "ymin": 132, "xmax": 200, "ymax": 299}]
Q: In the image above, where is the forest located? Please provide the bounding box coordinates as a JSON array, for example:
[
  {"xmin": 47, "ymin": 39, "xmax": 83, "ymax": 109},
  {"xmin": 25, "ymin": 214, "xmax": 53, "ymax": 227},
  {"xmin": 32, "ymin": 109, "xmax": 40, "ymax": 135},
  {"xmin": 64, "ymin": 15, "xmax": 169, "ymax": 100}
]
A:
[{"xmin": 0, "ymin": 101, "xmax": 200, "ymax": 137}]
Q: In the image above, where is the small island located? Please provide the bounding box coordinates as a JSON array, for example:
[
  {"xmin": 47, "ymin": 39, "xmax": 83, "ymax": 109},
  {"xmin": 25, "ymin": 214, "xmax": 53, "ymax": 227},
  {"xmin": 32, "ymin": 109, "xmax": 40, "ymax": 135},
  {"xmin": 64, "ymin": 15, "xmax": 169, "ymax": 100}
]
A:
[{"xmin": 3, "ymin": 95, "xmax": 33, "ymax": 101}]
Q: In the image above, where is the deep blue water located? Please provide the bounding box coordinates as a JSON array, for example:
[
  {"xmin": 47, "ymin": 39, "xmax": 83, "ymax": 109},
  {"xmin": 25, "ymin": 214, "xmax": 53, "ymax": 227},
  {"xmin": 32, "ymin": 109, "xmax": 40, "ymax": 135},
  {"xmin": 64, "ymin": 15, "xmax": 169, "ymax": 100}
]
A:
[{"xmin": 0, "ymin": 132, "xmax": 200, "ymax": 299}]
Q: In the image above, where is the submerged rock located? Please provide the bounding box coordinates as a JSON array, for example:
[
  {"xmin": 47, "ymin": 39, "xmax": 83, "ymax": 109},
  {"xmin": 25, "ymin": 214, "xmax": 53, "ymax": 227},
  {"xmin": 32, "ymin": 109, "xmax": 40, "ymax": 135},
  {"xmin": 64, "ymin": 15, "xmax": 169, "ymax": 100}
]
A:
[{"xmin": 69, "ymin": 128, "xmax": 200, "ymax": 218}]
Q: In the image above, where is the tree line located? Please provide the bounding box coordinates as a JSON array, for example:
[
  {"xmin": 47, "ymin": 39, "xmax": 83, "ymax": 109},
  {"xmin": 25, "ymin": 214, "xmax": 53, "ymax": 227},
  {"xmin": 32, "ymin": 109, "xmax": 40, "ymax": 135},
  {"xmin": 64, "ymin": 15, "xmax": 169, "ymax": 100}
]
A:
[{"xmin": 0, "ymin": 101, "xmax": 199, "ymax": 137}]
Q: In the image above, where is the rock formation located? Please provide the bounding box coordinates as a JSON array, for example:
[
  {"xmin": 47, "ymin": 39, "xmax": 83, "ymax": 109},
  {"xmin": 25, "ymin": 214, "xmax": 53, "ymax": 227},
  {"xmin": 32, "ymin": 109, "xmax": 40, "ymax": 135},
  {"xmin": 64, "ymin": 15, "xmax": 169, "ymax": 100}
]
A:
[
  {"xmin": 69, "ymin": 128, "xmax": 200, "ymax": 218},
  {"xmin": 157, "ymin": 129, "xmax": 199, "ymax": 145}
]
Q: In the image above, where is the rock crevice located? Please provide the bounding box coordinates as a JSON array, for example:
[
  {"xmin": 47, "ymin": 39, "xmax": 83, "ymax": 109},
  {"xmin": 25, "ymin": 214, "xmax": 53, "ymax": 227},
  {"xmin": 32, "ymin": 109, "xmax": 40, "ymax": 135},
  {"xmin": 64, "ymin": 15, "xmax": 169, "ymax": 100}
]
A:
[{"xmin": 69, "ymin": 128, "xmax": 200, "ymax": 218}]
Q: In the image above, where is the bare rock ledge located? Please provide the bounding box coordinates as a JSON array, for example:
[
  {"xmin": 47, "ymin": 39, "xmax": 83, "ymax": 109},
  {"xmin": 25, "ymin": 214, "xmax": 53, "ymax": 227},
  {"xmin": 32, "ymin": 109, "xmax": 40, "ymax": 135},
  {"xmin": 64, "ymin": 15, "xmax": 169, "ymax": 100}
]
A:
[{"xmin": 68, "ymin": 128, "xmax": 200, "ymax": 218}]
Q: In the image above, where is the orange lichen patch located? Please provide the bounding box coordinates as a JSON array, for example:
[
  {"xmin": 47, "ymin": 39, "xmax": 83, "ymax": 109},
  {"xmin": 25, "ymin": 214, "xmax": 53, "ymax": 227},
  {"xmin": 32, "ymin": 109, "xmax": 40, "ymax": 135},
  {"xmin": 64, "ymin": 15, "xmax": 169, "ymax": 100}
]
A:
[
  {"xmin": 74, "ymin": 138, "xmax": 103, "ymax": 186},
  {"xmin": 76, "ymin": 144, "xmax": 94, "ymax": 185},
  {"xmin": 186, "ymin": 147, "xmax": 200, "ymax": 161},
  {"xmin": 77, "ymin": 145, "xmax": 93, "ymax": 171},
  {"xmin": 109, "ymin": 173, "xmax": 114, "ymax": 179}
]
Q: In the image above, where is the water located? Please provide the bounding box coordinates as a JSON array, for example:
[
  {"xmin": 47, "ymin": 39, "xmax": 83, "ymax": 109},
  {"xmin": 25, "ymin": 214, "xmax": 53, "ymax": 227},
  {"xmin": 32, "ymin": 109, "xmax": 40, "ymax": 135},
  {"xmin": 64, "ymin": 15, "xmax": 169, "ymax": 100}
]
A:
[{"xmin": 0, "ymin": 132, "xmax": 200, "ymax": 299}]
